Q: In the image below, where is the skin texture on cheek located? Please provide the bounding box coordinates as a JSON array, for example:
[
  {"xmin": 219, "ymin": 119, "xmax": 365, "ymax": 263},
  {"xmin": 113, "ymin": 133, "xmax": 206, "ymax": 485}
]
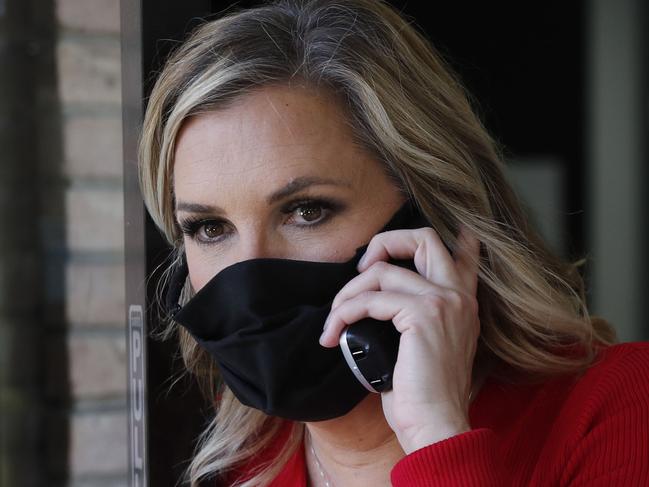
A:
[{"xmin": 173, "ymin": 84, "xmax": 406, "ymax": 292}]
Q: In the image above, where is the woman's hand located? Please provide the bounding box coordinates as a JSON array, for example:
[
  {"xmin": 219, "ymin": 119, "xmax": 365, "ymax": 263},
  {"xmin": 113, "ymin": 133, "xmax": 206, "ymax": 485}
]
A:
[{"xmin": 319, "ymin": 225, "xmax": 481, "ymax": 454}]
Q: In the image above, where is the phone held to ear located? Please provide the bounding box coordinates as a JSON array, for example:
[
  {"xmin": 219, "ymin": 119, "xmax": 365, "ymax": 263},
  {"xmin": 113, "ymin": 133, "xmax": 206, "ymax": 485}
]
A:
[
  {"xmin": 337, "ymin": 231, "xmax": 454, "ymax": 393},
  {"xmin": 339, "ymin": 319, "xmax": 401, "ymax": 393}
]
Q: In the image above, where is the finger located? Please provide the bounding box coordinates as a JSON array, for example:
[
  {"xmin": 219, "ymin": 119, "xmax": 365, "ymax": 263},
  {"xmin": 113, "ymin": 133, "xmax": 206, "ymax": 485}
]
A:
[
  {"xmin": 358, "ymin": 227, "xmax": 460, "ymax": 290},
  {"xmin": 320, "ymin": 290, "xmax": 416, "ymax": 347},
  {"xmin": 331, "ymin": 261, "xmax": 435, "ymax": 311},
  {"xmin": 453, "ymin": 225, "xmax": 481, "ymax": 296}
]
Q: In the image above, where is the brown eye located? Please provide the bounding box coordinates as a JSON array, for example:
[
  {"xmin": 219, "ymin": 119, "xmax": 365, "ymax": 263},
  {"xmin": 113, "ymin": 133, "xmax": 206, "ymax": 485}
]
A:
[
  {"xmin": 296, "ymin": 204, "xmax": 323, "ymax": 222},
  {"xmin": 282, "ymin": 197, "xmax": 342, "ymax": 228},
  {"xmin": 202, "ymin": 222, "xmax": 224, "ymax": 239}
]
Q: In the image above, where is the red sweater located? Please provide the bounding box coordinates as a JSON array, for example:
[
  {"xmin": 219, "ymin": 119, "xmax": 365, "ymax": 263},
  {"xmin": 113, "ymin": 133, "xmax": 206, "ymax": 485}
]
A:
[{"xmin": 224, "ymin": 342, "xmax": 649, "ymax": 486}]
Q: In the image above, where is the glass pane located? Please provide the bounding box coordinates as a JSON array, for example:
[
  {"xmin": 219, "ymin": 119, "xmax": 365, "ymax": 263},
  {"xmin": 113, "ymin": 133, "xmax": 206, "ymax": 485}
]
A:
[{"xmin": 0, "ymin": 0, "xmax": 127, "ymax": 485}]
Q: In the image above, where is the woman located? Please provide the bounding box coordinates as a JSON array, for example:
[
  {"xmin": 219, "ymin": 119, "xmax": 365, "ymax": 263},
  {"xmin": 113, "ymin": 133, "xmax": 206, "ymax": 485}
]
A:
[{"xmin": 138, "ymin": 0, "xmax": 649, "ymax": 486}]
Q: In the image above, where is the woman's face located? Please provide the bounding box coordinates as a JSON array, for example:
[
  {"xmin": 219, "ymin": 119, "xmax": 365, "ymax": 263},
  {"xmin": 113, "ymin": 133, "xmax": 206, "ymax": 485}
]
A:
[{"xmin": 173, "ymin": 84, "xmax": 406, "ymax": 292}]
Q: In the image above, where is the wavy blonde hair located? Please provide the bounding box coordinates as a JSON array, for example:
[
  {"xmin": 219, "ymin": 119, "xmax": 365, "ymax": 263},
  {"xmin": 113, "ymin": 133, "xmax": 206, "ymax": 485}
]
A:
[{"xmin": 137, "ymin": 0, "xmax": 616, "ymax": 485}]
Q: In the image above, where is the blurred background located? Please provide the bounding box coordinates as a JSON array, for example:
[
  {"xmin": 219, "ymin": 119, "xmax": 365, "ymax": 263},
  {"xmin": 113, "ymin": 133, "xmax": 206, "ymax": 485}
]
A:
[{"xmin": 0, "ymin": 0, "xmax": 647, "ymax": 486}]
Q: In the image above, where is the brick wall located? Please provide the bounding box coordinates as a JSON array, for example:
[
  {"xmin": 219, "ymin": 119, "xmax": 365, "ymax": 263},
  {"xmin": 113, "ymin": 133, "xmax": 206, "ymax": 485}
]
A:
[{"xmin": 56, "ymin": 0, "xmax": 128, "ymax": 485}]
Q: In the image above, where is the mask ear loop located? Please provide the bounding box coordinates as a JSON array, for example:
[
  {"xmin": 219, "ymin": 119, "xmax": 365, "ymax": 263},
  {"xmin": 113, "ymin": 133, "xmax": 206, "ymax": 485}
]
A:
[
  {"xmin": 178, "ymin": 267, "xmax": 194, "ymax": 307},
  {"xmin": 165, "ymin": 251, "xmax": 188, "ymax": 318}
]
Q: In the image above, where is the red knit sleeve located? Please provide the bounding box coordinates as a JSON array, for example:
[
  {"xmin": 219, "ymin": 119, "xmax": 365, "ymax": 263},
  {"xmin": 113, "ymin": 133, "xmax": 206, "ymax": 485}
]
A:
[
  {"xmin": 390, "ymin": 428, "xmax": 505, "ymax": 486},
  {"xmin": 390, "ymin": 343, "xmax": 649, "ymax": 487},
  {"xmin": 556, "ymin": 344, "xmax": 649, "ymax": 485}
]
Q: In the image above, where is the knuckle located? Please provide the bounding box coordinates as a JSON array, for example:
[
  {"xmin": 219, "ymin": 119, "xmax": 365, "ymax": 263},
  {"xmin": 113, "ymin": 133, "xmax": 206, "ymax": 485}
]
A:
[
  {"xmin": 365, "ymin": 232, "xmax": 383, "ymax": 247},
  {"xmin": 417, "ymin": 226, "xmax": 438, "ymax": 240},
  {"xmin": 422, "ymin": 293, "xmax": 444, "ymax": 313},
  {"xmin": 452, "ymin": 290, "xmax": 479, "ymax": 315},
  {"xmin": 357, "ymin": 291, "xmax": 378, "ymax": 314},
  {"xmin": 419, "ymin": 290, "xmax": 479, "ymax": 315},
  {"xmin": 357, "ymin": 289, "xmax": 378, "ymax": 303},
  {"xmin": 444, "ymin": 289, "xmax": 463, "ymax": 306}
]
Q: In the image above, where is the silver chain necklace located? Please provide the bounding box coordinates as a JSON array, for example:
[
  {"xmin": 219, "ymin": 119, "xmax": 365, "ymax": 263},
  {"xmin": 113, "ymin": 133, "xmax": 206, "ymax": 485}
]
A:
[
  {"xmin": 304, "ymin": 388, "xmax": 476, "ymax": 487},
  {"xmin": 306, "ymin": 427, "xmax": 333, "ymax": 487}
]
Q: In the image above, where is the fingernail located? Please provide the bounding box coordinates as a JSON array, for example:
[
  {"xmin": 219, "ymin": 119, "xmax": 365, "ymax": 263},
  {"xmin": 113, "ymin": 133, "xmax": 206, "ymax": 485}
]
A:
[{"xmin": 319, "ymin": 324, "xmax": 329, "ymax": 345}]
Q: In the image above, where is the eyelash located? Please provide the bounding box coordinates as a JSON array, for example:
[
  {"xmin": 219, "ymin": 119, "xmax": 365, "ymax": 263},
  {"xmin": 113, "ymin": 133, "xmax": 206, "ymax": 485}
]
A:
[{"xmin": 177, "ymin": 197, "xmax": 344, "ymax": 246}]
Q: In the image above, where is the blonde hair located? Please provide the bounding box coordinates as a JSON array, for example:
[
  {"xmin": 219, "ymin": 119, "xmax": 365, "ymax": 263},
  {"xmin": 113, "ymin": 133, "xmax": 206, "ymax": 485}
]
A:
[{"xmin": 137, "ymin": 1, "xmax": 616, "ymax": 485}]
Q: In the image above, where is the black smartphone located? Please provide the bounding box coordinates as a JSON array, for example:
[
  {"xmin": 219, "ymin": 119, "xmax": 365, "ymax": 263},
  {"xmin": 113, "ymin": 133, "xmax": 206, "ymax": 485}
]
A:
[{"xmin": 337, "ymin": 251, "xmax": 420, "ymax": 393}]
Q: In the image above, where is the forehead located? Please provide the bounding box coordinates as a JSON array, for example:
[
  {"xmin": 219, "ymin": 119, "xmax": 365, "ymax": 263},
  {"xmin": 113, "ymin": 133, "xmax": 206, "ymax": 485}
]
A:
[{"xmin": 172, "ymin": 85, "xmax": 372, "ymax": 198}]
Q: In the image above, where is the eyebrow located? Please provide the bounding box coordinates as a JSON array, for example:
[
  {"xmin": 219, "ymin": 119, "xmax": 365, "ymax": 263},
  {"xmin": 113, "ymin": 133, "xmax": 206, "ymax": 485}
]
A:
[{"xmin": 175, "ymin": 176, "xmax": 351, "ymax": 214}]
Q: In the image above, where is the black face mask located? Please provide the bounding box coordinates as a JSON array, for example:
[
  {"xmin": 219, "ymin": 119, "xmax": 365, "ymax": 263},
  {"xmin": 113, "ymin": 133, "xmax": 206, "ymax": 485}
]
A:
[{"xmin": 165, "ymin": 198, "xmax": 431, "ymax": 422}]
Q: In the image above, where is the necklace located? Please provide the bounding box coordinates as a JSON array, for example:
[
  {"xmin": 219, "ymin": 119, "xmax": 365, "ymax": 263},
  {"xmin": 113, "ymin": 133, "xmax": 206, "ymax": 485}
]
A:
[
  {"xmin": 306, "ymin": 427, "xmax": 333, "ymax": 487},
  {"xmin": 305, "ymin": 387, "xmax": 477, "ymax": 487}
]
